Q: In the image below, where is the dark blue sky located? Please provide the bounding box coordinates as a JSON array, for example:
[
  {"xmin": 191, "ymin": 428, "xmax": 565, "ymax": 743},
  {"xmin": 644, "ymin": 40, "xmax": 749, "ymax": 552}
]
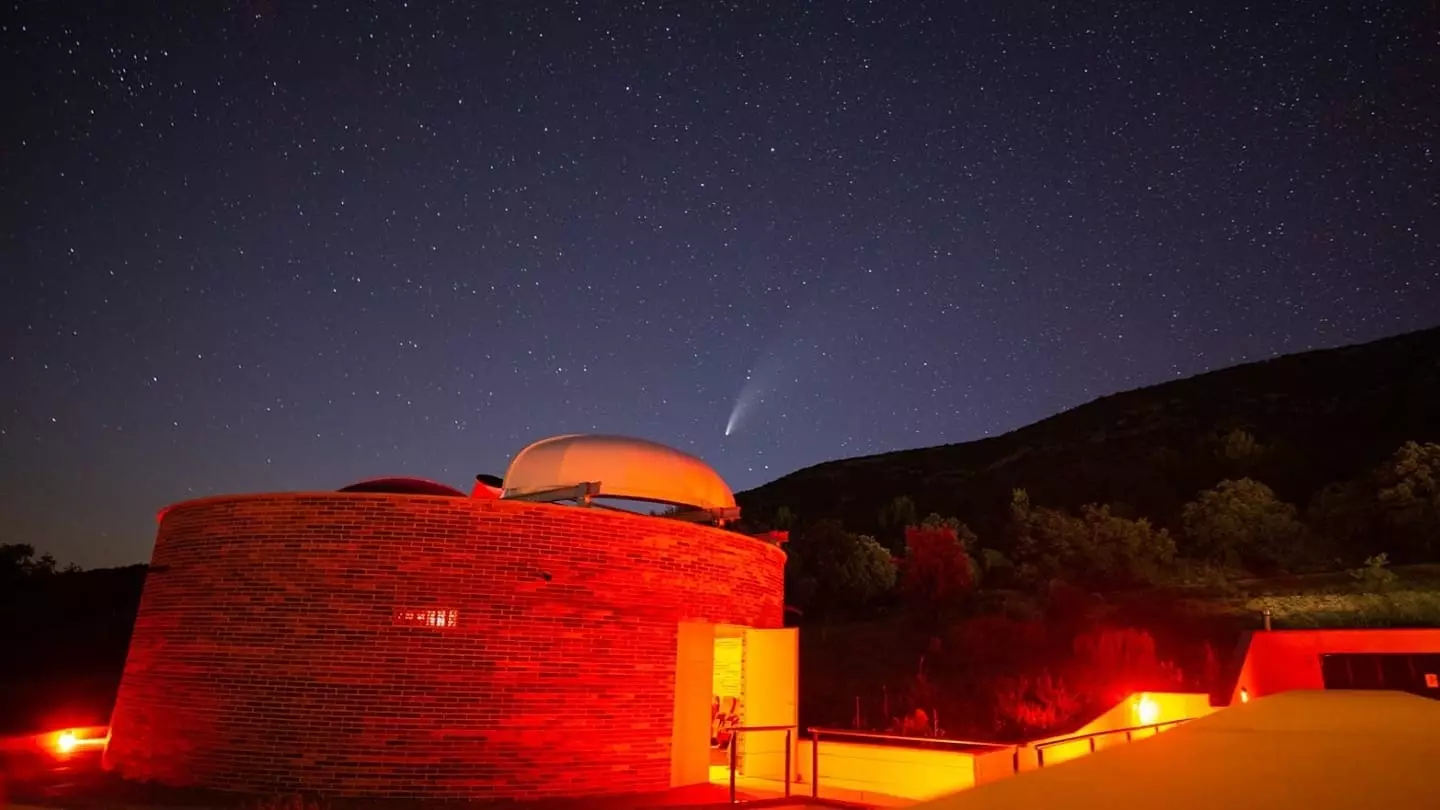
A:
[{"xmin": 4, "ymin": 1, "xmax": 1436, "ymax": 568}]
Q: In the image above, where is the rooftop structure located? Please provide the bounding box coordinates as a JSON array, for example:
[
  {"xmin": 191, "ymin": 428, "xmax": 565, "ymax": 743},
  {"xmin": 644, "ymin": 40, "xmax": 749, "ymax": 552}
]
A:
[
  {"xmin": 336, "ymin": 477, "xmax": 467, "ymax": 497},
  {"xmin": 502, "ymin": 434, "xmax": 740, "ymax": 524}
]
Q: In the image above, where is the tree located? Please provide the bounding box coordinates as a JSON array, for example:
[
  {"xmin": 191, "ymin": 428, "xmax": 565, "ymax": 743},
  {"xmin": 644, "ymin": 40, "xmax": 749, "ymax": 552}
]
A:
[
  {"xmin": 1306, "ymin": 479, "xmax": 1373, "ymax": 554},
  {"xmin": 877, "ymin": 495, "xmax": 918, "ymax": 554},
  {"xmin": 1216, "ymin": 428, "xmax": 1266, "ymax": 464},
  {"xmin": 900, "ymin": 523, "xmax": 976, "ymax": 622},
  {"xmin": 1, "ymin": 543, "xmax": 59, "ymax": 586},
  {"xmin": 785, "ymin": 520, "xmax": 896, "ymax": 616},
  {"xmin": 1008, "ymin": 491, "xmax": 1175, "ymax": 589},
  {"xmin": 1007, "ymin": 489, "xmax": 1071, "ymax": 583},
  {"xmin": 1181, "ymin": 478, "xmax": 1310, "ymax": 571},
  {"xmin": 919, "ymin": 513, "xmax": 968, "ymax": 538},
  {"xmin": 1306, "ymin": 441, "xmax": 1440, "ymax": 562},
  {"xmin": 772, "ymin": 505, "xmax": 797, "ymax": 531},
  {"xmin": 1373, "ymin": 441, "xmax": 1440, "ymax": 560}
]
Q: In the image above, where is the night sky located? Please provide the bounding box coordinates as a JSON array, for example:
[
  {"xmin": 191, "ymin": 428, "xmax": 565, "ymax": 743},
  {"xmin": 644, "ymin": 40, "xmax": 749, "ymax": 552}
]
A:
[{"xmin": 4, "ymin": 2, "xmax": 1437, "ymax": 568}]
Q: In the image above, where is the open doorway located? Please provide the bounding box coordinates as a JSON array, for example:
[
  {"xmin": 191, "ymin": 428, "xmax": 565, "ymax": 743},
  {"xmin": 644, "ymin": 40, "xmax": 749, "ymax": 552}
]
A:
[
  {"xmin": 711, "ymin": 625, "xmax": 746, "ymax": 768},
  {"xmin": 669, "ymin": 623, "xmax": 799, "ymax": 789}
]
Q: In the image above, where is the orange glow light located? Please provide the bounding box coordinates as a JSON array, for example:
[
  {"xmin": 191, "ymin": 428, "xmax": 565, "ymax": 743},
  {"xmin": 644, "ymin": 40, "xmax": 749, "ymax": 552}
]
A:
[
  {"xmin": 1240, "ymin": 687, "xmax": 1250, "ymax": 703},
  {"xmin": 56, "ymin": 731, "xmax": 78, "ymax": 753},
  {"xmin": 1135, "ymin": 694, "xmax": 1160, "ymax": 726}
]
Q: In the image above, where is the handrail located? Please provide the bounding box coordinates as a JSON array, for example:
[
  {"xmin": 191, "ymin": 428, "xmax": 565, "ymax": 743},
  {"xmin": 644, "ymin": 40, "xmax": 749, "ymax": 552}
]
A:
[
  {"xmin": 807, "ymin": 727, "xmax": 1012, "ymax": 748},
  {"xmin": 727, "ymin": 724, "xmax": 798, "ymax": 804},
  {"xmin": 1033, "ymin": 718, "xmax": 1193, "ymax": 767}
]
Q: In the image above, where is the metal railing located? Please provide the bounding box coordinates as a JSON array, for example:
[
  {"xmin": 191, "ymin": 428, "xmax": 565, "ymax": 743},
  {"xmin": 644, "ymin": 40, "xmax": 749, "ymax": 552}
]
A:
[
  {"xmin": 1032, "ymin": 718, "xmax": 1193, "ymax": 767},
  {"xmin": 720, "ymin": 716, "xmax": 1198, "ymax": 801},
  {"xmin": 727, "ymin": 724, "xmax": 797, "ymax": 803},
  {"xmin": 804, "ymin": 727, "xmax": 1015, "ymax": 799}
]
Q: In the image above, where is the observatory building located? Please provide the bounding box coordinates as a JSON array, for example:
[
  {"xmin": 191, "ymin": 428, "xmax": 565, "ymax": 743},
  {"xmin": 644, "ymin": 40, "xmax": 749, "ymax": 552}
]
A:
[{"xmin": 103, "ymin": 435, "xmax": 793, "ymax": 801}]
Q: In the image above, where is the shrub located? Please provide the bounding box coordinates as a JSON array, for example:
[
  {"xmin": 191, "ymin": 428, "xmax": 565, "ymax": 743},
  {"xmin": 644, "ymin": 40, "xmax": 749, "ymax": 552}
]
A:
[
  {"xmin": 990, "ymin": 670, "xmax": 1084, "ymax": 737},
  {"xmin": 1070, "ymin": 625, "xmax": 1186, "ymax": 707},
  {"xmin": 1246, "ymin": 590, "xmax": 1440, "ymax": 627},
  {"xmin": 1349, "ymin": 553, "xmax": 1400, "ymax": 593}
]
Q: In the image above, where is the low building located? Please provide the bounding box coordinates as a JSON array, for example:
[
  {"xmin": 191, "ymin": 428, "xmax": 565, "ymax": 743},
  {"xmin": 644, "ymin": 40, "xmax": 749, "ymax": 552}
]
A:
[{"xmin": 104, "ymin": 435, "xmax": 796, "ymax": 801}]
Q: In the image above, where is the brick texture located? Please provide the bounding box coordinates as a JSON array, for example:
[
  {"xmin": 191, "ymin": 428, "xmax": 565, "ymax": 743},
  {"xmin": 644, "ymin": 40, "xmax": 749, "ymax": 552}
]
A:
[{"xmin": 104, "ymin": 493, "xmax": 786, "ymax": 800}]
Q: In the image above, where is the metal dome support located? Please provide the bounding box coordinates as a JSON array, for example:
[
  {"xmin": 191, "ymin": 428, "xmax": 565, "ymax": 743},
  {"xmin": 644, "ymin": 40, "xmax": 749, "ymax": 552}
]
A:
[
  {"xmin": 502, "ymin": 481, "xmax": 602, "ymax": 506},
  {"xmin": 669, "ymin": 505, "xmax": 741, "ymax": 525}
]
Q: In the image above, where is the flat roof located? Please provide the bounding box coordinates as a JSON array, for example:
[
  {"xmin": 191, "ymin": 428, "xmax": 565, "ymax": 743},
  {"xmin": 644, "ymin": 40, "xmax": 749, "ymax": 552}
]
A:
[{"xmin": 919, "ymin": 690, "xmax": 1440, "ymax": 810}]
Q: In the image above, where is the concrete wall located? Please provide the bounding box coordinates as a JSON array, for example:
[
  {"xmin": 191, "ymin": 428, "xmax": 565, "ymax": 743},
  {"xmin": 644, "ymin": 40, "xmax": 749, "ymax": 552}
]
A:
[
  {"xmin": 104, "ymin": 493, "xmax": 785, "ymax": 800},
  {"xmin": 1021, "ymin": 691, "xmax": 1216, "ymax": 769},
  {"xmin": 793, "ymin": 739, "xmax": 981, "ymax": 803},
  {"xmin": 779, "ymin": 692, "xmax": 1215, "ymax": 803}
]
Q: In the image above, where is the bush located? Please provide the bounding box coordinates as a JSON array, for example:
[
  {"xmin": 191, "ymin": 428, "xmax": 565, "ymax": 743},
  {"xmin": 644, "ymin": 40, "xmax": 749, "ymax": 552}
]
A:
[
  {"xmin": 1349, "ymin": 553, "xmax": 1400, "ymax": 593},
  {"xmin": 1246, "ymin": 590, "xmax": 1440, "ymax": 627},
  {"xmin": 990, "ymin": 671, "xmax": 1084, "ymax": 737},
  {"xmin": 1070, "ymin": 626, "xmax": 1186, "ymax": 707}
]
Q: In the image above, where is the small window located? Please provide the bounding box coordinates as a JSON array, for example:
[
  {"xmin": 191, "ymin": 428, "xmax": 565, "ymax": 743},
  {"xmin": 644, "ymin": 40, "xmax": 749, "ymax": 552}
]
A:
[{"xmin": 394, "ymin": 608, "xmax": 459, "ymax": 629}]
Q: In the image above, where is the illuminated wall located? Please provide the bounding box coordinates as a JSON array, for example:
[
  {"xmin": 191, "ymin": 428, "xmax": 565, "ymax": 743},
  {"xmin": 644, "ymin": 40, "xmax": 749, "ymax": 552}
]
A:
[
  {"xmin": 793, "ymin": 740, "xmax": 982, "ymax": 803},
  {"xmin": 713, "ymin": 636, "xmax": 743, "ymax": 698},
  {"xmin": 104, "ymin": 493, "xmax": 785, "ymax": 800},
  {"xmin": 1230, "ymin": 628, "xmax": 1440, "ymax": 704},
  {"xmin": 785, "ymin": 692, "xmax": 1217, "ymax": 803},
  {"xmin": 1019, "ymin": 691, "xmax": 1215, "ymax": 769}
]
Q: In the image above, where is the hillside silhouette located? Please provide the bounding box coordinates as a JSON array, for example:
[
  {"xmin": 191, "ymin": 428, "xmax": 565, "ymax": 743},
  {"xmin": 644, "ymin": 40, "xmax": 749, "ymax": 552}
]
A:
[{"xmin": 736, "ymin": 326, "xmax": 1440, "ymax": 543}]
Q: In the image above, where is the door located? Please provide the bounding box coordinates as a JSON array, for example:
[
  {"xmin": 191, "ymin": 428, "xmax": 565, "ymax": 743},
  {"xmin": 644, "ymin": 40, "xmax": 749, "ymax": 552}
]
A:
[
  {"xmin": 671, "ymin": 623, "xmax": 716, "ymax": 787},
  {"xmin": 739, "ymin": 627, "xmax": 799, "ymax": 782}
]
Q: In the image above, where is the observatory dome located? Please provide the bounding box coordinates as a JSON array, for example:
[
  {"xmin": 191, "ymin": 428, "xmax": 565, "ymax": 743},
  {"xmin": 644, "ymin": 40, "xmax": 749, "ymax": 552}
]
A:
[
  {"xmin": 502, "ymin": 434, "xmax": 737, "ymax": 514},
  {"xmin": 337, "ymin": 477, "xmax": 466, "ymax": 497}
]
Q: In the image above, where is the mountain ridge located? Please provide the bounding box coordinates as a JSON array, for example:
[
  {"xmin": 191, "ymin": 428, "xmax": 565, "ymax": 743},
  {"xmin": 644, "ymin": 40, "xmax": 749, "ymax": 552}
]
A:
[{"xmin": 735, "ymin": 325, "xmax": 1440, "ymax": 540}]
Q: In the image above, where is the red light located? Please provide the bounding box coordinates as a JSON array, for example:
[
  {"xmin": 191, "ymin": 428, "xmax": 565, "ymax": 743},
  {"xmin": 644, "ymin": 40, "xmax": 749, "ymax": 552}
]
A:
[{"xmin": 46, "ymin": 727, "xmax": 108, "ymax": 756}]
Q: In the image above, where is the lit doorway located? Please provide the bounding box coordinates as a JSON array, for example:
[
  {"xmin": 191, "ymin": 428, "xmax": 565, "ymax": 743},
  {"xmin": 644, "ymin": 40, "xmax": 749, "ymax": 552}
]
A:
[
  {"xmin": 711, "ymin": 625, "xmax": 744, "ymax": 765},
  {"xmin": 669, "ymin": 623, "xmax": 799, "ymax": 790}
]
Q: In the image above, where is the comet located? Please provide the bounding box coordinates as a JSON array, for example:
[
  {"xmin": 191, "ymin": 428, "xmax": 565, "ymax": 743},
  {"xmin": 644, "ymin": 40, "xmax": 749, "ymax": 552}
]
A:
[{"xmin": 724, "ymin": 381, "xmax": 762, "ymax": 437}]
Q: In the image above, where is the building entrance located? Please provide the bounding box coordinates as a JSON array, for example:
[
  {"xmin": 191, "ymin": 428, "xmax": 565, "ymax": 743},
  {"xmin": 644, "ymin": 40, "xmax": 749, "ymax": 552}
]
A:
[{"xmin": 669, "ymin": 623, "xmax": 798, "ymax": 789}]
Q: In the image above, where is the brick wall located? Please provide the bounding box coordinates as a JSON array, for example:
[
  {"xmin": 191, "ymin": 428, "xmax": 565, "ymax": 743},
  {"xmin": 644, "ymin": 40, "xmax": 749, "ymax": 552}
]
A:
[{"xmin": 104, "ymin": 493, "xmax": 785, "ymax": 800}]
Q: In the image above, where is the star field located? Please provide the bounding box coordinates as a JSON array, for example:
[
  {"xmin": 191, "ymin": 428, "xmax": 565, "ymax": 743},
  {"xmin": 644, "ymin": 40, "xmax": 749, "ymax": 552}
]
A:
[{"xmin": 3, "ymin": 1, "xmax": 1437, "ymax": 568}]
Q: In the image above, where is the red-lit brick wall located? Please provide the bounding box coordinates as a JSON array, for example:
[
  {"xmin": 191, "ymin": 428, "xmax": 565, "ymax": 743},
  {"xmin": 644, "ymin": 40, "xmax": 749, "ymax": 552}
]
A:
[{"xmin": 104, "ymin": 493, "xmax": 785, "ymax": 800}]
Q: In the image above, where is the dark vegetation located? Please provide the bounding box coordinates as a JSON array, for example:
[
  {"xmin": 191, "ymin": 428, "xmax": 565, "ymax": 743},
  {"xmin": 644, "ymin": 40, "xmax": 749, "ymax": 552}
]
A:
[
  {"xmin": 0, "ymin": 545, "xmax": 146, "ymax": 735},
  {"xmin": 734, "ymin": 327, "xmax": 1440, "ymax": 739},
  {"xmin": 3, "ymin": 327, "xmax": 1438, "ymax": 744}
]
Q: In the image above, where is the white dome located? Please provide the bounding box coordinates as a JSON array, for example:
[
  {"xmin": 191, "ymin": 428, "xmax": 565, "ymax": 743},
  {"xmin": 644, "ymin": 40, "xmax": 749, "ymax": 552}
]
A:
[{"xmin": 502, "ymin": 434, "xmax": 737, "ymax": 513}]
